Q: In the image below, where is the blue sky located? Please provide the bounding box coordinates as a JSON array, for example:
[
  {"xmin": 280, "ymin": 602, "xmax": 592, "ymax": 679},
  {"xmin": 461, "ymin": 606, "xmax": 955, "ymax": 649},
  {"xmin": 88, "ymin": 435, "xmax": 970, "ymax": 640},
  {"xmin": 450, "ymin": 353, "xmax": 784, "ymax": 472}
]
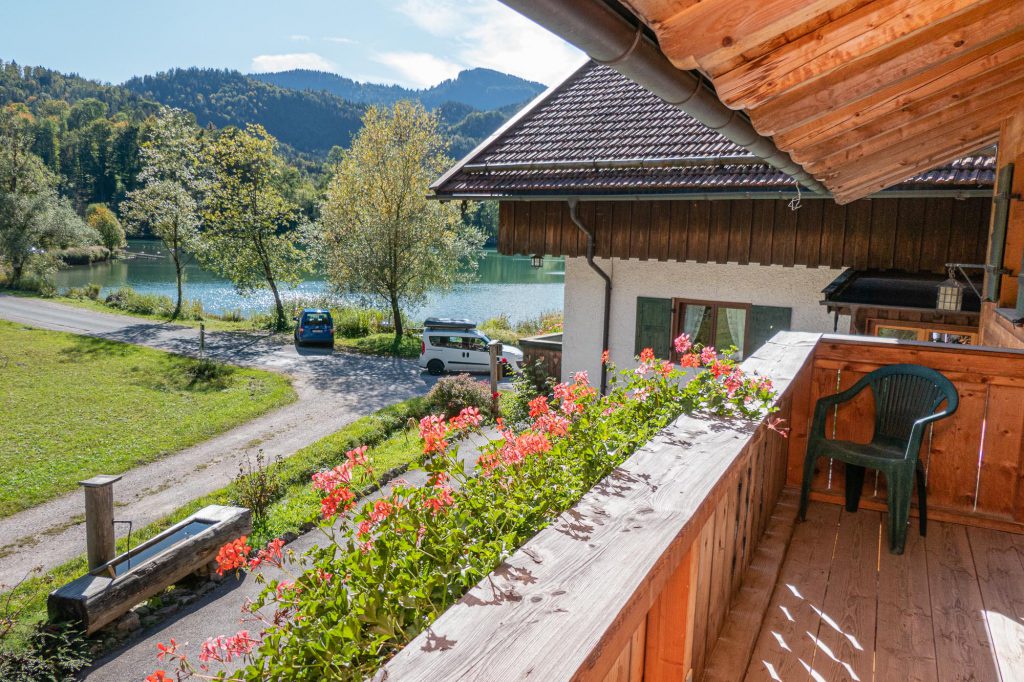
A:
[{"xmin": 0, "ymin": 0, "xmax": 583, "ymax": 88}]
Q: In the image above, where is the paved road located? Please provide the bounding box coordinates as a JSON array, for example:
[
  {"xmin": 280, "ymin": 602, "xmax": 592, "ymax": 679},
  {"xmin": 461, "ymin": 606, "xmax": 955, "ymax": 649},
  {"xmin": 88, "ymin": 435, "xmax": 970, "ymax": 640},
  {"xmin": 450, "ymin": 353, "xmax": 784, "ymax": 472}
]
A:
[
  {"xmin": 84, "ymin": 428, "xmax": 497, "ymax": 681},
  {"xmin": 0, "ymin": 295, "xmax": 439, "ymax": 587}
]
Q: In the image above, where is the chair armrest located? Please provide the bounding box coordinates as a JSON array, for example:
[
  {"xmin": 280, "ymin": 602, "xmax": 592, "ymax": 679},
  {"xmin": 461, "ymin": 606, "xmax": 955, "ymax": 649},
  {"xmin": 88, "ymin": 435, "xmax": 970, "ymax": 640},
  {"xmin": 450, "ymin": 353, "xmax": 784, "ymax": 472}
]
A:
[
  {"xmin": 902, "ymin": 409, "xmax": 956, "ymax": 460},
  {"xmin": 809, "ymin": 378, "xmax": 872, "ymax": 441}
]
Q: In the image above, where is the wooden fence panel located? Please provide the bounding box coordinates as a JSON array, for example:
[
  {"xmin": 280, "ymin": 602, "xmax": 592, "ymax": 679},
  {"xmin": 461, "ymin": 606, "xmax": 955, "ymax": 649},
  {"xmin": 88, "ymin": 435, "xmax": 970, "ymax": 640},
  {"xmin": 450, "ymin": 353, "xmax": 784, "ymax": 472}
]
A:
[{"xmin": 797, "ymin": 337, "xmax": 1024, "ymax": 529}]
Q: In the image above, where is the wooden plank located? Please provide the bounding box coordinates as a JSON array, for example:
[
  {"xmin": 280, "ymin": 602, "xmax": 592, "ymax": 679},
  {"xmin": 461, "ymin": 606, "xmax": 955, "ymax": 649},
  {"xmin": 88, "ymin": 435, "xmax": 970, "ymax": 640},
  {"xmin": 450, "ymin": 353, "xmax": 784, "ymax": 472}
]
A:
[
  {"xmin": 629, "ymin": 619, "xmax": 647, "ymax": 682},
  {"xmin": 631, "ymin": 201, "xmax": 651, "ymax": 261},
  {"xmin": 729, "ymin": 199, "xmax": 753, "ymax": 265},
  {"xmin": 978, "ymin": 385, "xmax": 1024, "ymax": 519},
  {"xmin": 822, "ymin": 200, "xmax": 847, "ymax": 269},
  {"xmin": 876, "ymin": 516, "xmax": 938, "ymax": 681},
  {"xmin": 669, "ymin": 200, "xmax": 690, "ymax": 263},
  {"xmin": 689, "ymin": 515, "xmax": 717, "ymax": 677},
  {"xmin": 749, "ymin": 200, "xmax": 776, "ymax": 265},
  {"xmin": 917, "ymin": 382, "xmax": 986, "ymax": 514},
  {"xmin": 774, "ymin": 31, "xmax": 1024, "ymax": 151},
  {"xmin": 613, "ymin": 202, "xmax": 633, "ymax": 260},
  {"xmin": 498, "ymin": 202, "xmax": 514, "ymax": 255},
  {"xmin": 744, "ymin": 502, "xmax": 841, "ymax": 680},
  {"xmin": 546, "ymin": 201, "xmax": 562, "ymax": 258},
  {"xmin": 716, "ymin": 0, "xmax": 981, "ymax": 108},
  {"xmin": 749, "ymin": 0, "xmax": 1024, "ymax": 136},
  {"xmin": 792, "ymin": 198, "xmax": 823, "ymax": 268},
  {"xmin": 968, "ymin": 526, "xmax": 1024, "ymax": 680},
  {"xmin": 894, "ymin": 198, "xmax": 927, "ymax": 272},
  {"xmin": 843, "ymin": 200, "xmax": 872, "ymax": 269},
  {"xmin": 706, "ymin": 478, "xmax": 740, "ymax": 660},
  {"xmin": 644, "ymin": 546, "xmax": 695, "ymax": 682},
  {"xmin": 806, "ymin": 509, "xmax": 880, "ymax": 682},
  {"xmin": 771, "ymin": 200, "xmax": 798, "ymax": 267},
  {"xmin": 689, "ymin": 201, "xmax": 711, "ymax": 264},
  {"xmin": 651, "ymin": 201, "xmax": 671, "ymax": 262},
  {"xmin": 868, "ymin": 194, "xmax": 898, "ymax": 270},
  {"xmin": 708, "ymin": 201, "xmax": 732, "ymax": 264},
  {"xmin": 702, "ymin": 492, "xmax": 799, "ymax": 682},
  {"xmin": 596, "ymin": 201, "xmax": 614, "ymax": 260},
  {"xmin": 926, "ymin": 522, "xmax": 1001, "ymax": 682}
]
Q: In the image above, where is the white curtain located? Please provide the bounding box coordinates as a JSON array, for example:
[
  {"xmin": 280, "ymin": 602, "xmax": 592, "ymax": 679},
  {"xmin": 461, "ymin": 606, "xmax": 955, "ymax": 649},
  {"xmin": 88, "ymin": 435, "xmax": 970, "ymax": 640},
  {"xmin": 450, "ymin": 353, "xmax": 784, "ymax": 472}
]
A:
[
  {"xmin": 725, "ymin": 308, "xmax": 746, "ymax": 357},
  {"xmin": 683, "ymin": 305, "xmax": 706, "ymax": 340}
]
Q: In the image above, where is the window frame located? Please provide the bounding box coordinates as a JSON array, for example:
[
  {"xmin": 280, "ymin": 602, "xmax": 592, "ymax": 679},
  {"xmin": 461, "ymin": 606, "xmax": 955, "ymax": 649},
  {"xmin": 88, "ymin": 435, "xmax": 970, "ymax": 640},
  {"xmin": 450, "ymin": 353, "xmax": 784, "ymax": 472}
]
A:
[
  {"xmin": 671, "ymin": 298, "xmax": 752, "ymax": 359},
  {"xmin": 866, "ymin": 319, "xmax": 978, "ymax": 345}
]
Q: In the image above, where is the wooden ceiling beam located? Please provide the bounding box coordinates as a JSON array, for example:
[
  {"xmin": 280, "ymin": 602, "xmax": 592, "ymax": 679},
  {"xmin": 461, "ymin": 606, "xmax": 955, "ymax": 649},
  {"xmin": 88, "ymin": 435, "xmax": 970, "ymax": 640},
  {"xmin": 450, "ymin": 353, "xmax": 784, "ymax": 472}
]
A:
[
  {"xmin": 746, "ymin": 0, "xmax": 1022, "ymax": 136},
  {"xmin": 802, "ymin": 86, "xmax": 1024, "ymax": 174},
  {"xmin": 649, "ymin": 0, "xmax": 861, "ymax": 76},
  {"xmin": 715, "ymin": 0, "xmax": 982, "ymax": 110},
  {"xmin": 774, "ymin": 33, "xmax": 1024, "ymax": 152},
  {"xmin": 823, "ymin": 116, "xmax": 999, "ymax": 186},
  {"xmin": 830, "ymin": 131, "xmax": 1000, "ymax": 202}
]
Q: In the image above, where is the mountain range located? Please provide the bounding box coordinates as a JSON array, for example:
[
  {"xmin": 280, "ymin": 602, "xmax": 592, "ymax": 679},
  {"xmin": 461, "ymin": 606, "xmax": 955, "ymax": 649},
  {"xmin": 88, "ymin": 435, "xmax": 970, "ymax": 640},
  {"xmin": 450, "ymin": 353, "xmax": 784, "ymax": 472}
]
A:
[
  {"xmin": 251, "ymin": 68, "xmax": 545, "ymax": 111},
  {"xmin": 120, "ymin": 67, "xmax": 544, "ymax": 159}
]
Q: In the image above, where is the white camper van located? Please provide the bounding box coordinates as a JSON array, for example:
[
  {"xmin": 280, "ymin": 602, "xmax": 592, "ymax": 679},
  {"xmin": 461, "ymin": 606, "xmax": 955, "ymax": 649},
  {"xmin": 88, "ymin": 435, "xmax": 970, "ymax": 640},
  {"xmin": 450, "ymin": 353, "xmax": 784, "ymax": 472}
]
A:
[{"xmin": 418, "ymin": 318, "xmax": 523, "ymax": 376}]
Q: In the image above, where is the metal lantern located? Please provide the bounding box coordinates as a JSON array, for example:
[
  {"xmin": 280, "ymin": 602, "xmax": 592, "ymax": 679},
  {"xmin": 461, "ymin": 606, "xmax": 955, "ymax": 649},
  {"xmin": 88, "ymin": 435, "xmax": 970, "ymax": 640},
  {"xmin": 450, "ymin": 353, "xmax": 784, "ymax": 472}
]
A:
[
  {"xmin": 936, "ymin": 269, "xmax": 966, "ymax": 311},
  {"xmin": 530, "ymin": 254, "xmax": 543, "ymax": 269}
]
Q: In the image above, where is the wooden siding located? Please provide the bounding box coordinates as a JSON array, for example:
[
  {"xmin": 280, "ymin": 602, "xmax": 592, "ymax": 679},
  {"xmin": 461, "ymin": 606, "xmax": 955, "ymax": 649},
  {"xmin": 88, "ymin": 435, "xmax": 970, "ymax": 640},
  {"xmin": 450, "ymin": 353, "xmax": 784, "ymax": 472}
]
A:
[
  {"xmin": 790, "ymin": 336, "xmax": 1024, "ymax": 529},
  {"xmin": 499, "ymin": 197, "xmax": 991, "ymax": 273}
]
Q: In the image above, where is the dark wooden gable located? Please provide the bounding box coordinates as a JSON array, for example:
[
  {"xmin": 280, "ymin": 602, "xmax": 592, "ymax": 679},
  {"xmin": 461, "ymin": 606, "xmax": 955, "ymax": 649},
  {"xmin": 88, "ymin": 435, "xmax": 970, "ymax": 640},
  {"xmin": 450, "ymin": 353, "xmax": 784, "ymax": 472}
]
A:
[{"xmin": 499, "ymin": 197, "xmax": 991, "ymax": 273}]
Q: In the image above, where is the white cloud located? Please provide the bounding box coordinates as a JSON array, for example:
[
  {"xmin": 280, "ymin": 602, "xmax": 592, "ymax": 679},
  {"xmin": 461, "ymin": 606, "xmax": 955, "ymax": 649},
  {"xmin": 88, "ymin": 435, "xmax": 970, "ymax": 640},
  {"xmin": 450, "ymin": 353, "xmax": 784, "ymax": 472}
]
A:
[
  {"xmin": 323, "ymin": 36, "xmax": 357, "ymax": 45},
  {"xmin": 395, "ymin": 0, "xmax": 583, "ymax": 85},
  {"xmin": 289, "ymin": 34, "xmax": 311, "ymax": 42},
  {"xmin": 373, "ymin": 51, "xmax": 463, "ymax": 89},
  {"xmin": 250, "ymin": 52, "xmax": 336, "ymax": 73}
]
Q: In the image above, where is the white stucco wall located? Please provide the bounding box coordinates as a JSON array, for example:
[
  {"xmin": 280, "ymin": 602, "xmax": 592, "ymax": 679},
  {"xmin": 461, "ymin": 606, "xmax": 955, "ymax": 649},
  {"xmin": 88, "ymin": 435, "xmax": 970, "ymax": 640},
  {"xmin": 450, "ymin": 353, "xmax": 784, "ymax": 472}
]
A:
[{"xmin": 561, "ymin": 257, "xmax": 849, "ymax": 382}]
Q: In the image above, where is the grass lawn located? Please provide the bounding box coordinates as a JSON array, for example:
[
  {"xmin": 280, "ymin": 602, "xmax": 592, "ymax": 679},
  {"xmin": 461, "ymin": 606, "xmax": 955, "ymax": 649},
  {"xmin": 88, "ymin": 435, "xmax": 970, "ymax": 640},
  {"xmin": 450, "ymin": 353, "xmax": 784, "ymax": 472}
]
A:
[
  {"xmin": 0, "ymin": 397, "xmax": 429, "ymax": 653},
  {"xmin": 0, "ymin": 320, "xmax": 295, "ymax": 517},
  {"xmin": 334, "ymin": 333, "xmax": 420, "ymax": 359}
]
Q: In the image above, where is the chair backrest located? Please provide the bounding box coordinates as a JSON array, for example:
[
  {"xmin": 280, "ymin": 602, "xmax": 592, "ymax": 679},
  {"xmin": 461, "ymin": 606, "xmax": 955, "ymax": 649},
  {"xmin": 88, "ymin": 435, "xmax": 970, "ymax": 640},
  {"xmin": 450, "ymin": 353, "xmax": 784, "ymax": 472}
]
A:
[{"xmin": 864, "ymin": 364, "xmax": 959, "ymax": 442}]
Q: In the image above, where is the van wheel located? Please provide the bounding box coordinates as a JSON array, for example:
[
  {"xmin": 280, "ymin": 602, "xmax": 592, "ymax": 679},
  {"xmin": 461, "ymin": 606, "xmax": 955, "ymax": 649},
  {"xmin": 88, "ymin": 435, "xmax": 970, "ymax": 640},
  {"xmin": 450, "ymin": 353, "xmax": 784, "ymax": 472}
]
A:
[{"xmin": 427, "ymin": 359, "xmax": 445, "ymax": 375}]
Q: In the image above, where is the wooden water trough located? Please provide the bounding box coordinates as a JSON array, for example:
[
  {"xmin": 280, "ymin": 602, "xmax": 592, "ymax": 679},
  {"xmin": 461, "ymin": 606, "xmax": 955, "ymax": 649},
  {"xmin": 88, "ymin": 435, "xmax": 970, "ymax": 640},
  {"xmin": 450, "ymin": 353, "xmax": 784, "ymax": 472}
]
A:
[{"xmin": 48, "ymin": 505, "xmax": 251, "ymax": 634}]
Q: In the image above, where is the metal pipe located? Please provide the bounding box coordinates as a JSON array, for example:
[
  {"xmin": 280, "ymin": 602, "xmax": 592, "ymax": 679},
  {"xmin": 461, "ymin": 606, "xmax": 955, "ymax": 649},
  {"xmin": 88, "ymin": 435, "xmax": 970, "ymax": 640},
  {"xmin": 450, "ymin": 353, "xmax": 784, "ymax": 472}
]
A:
[
  {"xmin": 497, "ymin": 0, "xmax": 828, "ymax": 195},
  {"xmin": 568, "ymin": 199, "xmax": 611, "ymax": 394},
  {"xmin": 462, "ymin": 155, "xmax": 761, "ymax": 173}
]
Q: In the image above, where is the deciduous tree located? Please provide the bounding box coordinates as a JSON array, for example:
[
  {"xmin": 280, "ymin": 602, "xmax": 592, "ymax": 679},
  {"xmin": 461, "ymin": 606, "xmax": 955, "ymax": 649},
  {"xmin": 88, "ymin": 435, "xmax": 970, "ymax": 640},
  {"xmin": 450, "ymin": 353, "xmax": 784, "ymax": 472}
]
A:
[
  {"xmin": 199, "ymin": 124, "xmax": 303, "ymax": 329},
  {"xmin": 85, "ymin": 203, "xmax": 126, "ymax": 251},
  {"xmin": 320, "ymin": 102, "xmax": 484, "ymax": 341},
  {"xmin": 122, "ymin": 108, "xmax": 204, "ymax": 318}
]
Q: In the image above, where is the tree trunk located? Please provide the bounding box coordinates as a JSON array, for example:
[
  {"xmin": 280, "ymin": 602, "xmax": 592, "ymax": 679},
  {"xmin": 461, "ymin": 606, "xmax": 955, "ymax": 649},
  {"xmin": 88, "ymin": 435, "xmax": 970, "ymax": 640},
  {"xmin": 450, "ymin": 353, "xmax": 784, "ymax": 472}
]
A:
[
  {"xmin": 268, "ymin": 275, "xmax": 286, "ymax": 331},
  {"xmin": 171, "ymin": 251, "xmax": 183, "ymax": 321},
  {"xmin": 389, "ymin": 292, "xmax": 403, "ymax": 344},
  {"xmin": 10, "ymin": 261, "xmax": 23, "ymax": 288}
]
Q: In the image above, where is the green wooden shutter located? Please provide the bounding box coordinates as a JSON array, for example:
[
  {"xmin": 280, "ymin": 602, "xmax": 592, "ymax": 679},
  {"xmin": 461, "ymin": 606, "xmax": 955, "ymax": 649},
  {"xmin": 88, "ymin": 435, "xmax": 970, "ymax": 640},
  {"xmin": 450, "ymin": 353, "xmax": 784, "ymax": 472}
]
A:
[
  {"xmin": 634, "ymin": 297, "xmax": 673, "ymax": 359},
  {"xmin": 748, "ymin": 305, "xmax": 792, "ymax": 356}
]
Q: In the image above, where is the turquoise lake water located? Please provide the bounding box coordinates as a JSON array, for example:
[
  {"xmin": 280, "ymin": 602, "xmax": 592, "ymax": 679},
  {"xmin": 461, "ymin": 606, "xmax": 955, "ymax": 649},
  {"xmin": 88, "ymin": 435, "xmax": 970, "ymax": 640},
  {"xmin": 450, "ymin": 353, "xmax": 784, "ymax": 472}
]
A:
[{"xmin": 54, "ymin": 241, "xmax": 565, "ymax": 324}]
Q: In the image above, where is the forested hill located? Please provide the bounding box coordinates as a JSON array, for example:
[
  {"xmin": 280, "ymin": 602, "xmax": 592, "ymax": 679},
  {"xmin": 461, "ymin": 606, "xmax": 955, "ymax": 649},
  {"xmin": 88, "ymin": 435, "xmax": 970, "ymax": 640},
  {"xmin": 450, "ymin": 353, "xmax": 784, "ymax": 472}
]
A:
[
  {"xmin": 252, "ymin": 68, "xmax": 545, "ymax": 111},
  {"xmin": 123, "ymin": 68, "xmax": 365, "ymax": 156}
]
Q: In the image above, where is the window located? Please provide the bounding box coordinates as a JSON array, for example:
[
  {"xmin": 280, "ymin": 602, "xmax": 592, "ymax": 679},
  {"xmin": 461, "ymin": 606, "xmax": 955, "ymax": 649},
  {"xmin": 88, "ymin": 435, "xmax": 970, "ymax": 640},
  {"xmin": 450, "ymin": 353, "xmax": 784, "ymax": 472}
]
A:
[
  {"xmin": 674, "ymin": 300, "xmax": 750, "ymax": 359},
  {"xmin": 868, "ymin": 320, "xmax": 977, "ymax": 346},
  {"xmin": 429, "ymin": 335, "xmax": 489, "ymax": 350}
]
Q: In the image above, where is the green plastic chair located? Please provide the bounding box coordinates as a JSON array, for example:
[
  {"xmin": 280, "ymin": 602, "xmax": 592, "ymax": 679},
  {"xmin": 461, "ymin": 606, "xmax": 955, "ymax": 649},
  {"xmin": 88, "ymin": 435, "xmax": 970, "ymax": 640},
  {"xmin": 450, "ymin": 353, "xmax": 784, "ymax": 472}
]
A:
[{"xmin": 798, "ymin": 363, "xmax": 958, "ymax": 554}]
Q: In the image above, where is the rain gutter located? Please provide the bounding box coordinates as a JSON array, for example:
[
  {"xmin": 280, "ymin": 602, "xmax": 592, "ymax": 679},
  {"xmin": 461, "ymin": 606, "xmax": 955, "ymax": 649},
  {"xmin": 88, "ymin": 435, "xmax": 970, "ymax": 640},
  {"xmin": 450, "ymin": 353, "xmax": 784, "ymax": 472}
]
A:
[{"xmin": 568, "ymin": 199, "xmax": 611, "ymax": 395}]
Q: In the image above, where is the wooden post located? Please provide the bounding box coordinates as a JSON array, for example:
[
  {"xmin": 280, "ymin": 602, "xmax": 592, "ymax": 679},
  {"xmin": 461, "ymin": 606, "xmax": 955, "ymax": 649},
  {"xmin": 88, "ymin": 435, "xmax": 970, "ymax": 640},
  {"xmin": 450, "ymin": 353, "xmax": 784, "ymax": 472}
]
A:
[
  {"xmin": 488, "ymin": 340, "xmax": 503, "ymax": 394},
  {"xmin": 199, "ymin": 323, "xmax": 206, "ymax": 359},
  {"xmin": 79, "ymin": 475, "xmax": 122, "ymax": 571}
]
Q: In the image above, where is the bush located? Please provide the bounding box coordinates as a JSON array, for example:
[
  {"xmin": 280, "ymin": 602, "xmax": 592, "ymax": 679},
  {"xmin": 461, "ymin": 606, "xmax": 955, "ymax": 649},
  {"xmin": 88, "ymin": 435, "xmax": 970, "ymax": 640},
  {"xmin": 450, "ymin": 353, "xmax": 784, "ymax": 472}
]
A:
[
  {"xmin": 14, "ymin": 254, "xmax": 60, "ymax": 297},
  {"xmin": 63, "ymin": 283, "xmax": 101, "ymax": 300},
  {"xmin": 500, "ymin": 359, "xmax": 555, "ymax": 429},
  {"xmin": 425, "ymin": 374, "xmax": 495, "ymax": 419},
  {"xmin": 218, "ymin": 308, "xmax": 245, "ymax": 322},
  {"xmin": 85, "ymin": 204, "xmax": 126, "ymax": 252},
  {"xmin": 232, "ymin": 450, "xmax": 284, "ymax": 526},
  {"xmin": 53, "ymin": 245, "xmax": 111, "ymax": 265},
  {"xmin": 104, "ymin": 286, "xmax": 173, "ymax": 316}
]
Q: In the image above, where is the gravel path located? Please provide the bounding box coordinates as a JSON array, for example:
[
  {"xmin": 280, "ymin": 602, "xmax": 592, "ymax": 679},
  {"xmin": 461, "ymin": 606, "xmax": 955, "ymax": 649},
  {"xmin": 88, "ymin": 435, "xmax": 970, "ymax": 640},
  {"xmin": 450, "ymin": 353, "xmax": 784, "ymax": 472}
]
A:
[
  {"xmin": 0, "ymin": 295, "xmax": 439, "ymax": 587},
  {"xmin": 83, "ymin": 428, "xmax": 498, "ymax": 681}
]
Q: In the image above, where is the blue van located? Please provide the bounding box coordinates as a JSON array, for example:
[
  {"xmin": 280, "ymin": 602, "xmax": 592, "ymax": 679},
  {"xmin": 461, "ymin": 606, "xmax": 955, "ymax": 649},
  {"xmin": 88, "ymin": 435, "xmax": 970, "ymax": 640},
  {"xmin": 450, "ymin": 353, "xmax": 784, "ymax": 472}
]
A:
[{"xmin": 294, "ymin": 309, "xmax": 334, "ymax": 347}]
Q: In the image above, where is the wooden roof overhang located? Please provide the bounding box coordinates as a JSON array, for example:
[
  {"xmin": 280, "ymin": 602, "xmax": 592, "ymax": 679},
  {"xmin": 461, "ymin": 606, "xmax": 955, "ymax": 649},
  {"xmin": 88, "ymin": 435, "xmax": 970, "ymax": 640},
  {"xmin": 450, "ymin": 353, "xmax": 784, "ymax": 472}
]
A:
[{"xmin": 618, "ymin": 0, "xmax": 1024, "ymax": 203}]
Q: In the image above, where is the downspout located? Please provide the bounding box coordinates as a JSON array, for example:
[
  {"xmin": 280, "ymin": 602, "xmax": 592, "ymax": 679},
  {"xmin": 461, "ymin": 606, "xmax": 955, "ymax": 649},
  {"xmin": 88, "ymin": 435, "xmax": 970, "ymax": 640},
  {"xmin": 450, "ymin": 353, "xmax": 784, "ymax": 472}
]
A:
[
  {"xmin": 497, "ymin": 0, "xmax": 827, "ymax": 195},
  {"xmin": 568, "ymin": 199, "xmax": 611, "ymax": 395}
]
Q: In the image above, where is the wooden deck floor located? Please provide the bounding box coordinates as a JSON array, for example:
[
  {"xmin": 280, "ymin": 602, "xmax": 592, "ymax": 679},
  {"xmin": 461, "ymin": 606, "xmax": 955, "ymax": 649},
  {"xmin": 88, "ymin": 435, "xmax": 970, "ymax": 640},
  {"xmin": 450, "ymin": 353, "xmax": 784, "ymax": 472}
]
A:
[{"xmin": 739, "ymin": 501, "xmax": 1024, "ymax": 682}]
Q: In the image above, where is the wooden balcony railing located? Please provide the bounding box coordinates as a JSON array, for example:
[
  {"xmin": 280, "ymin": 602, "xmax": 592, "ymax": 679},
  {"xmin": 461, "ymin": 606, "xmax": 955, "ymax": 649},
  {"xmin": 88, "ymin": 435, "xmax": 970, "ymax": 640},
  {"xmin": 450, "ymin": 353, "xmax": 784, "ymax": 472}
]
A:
[
  {"xmin": 380, "ymin": 332, "xmax": 819, "ymax": 681},
  {"xmin": 797, "ymin": 336, "xmax": 1024, "ymax": 530},
  {"xmin": 378, "ymin": 334, "xmax": 1024, "ymax": 682}
]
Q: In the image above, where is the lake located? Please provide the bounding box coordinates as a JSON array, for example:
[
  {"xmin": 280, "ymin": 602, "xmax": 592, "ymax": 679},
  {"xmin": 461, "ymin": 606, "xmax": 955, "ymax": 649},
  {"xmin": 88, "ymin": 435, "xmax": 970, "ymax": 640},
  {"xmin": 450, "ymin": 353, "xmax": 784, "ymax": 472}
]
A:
[{"xmin": 54, "ymin": 241, "xmax": 565, "ymax": 324}]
